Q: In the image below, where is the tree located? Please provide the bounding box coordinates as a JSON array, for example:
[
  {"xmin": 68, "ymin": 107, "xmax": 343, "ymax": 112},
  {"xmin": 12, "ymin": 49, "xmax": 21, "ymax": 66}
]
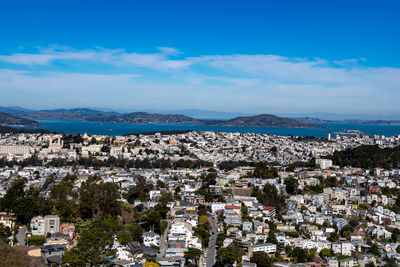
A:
[
  {"xmin": 50, "ymin": 173, "xmax": 78, "ymax": 220},
  {"xmin": 267, "ymin": 231, "xmax": 277, "ymax": 244},
  {"xmin": 250, "ymin": 251, "xmax": 272, "ymax": 267},
  {"xmin": 320, "ymin": 248, "xmax": 333, "ymax": 258},
  {"xmin": 62, "ymin": 221, "xmax": 114, "ymax": 266},
  {"xmin": 292, "ymin": 247, "xmax": 308, "ymax": 263},
  {"xmin": 117, "ymin": 230, "xmax": 133, "ymax": 245},
  {"xmin": 184, "ymin": 247, "xmax": 203, "ymax": 267},
  {"xmin": 216, "ymin": 245, "xmax": 239, "ymax": 266},
  {"xmin": 0, "ymin": 224, "xmax": 11, "ymax": 244},
  {"xmin": 194, "ymin": 224, "xmax": 210, "ymax": 247},
  {"xmin": 241, "ymin": 203, "xmax": 248, "ymax": 217},
  {"xmin": 0, "ymin": 178, "xmax": 49, "ymax": 224},
  {"xmin": 369, "ymin": 243, "xmax": 380, "ymax": 257},
  {"xmin": 383, "ymin": 257, "xmax": 397, "ymax": 267},
  {"xmin": 125, "ymin": 176, "xmax": 154, "ymax": 203},
  {"xmin": 216, "ymin": 233, "xmax": 227, "ymax": 247},
  {"xmin": 284, "ymin": 177, "xmax": 299, "ymax": 195},
  {"xmin": 348, "ymin": 217, "xmax": 359, "ymax": 227},
  {"xmin": 328, "ymin": 232, "xmax": 340, "ymax": 242},
  {"xmin": 0, "ymin": 178, "xmax": 26, "ymax": 211},
  {"xmin": 256, "ymin": 183, "xmax": 285, "ymax": 214},
  {"xmin": 392, "ymin": 228, "xmax": 400, "ymax": 242},
  {"xmin": 79, "ymin": 175, "xmax": 121, "ymax": 220},
  {"xmin": 144, "ymin": 262, "xmax": 160, "ymax": 267},
  {"xmin": 199, "ymin": 215, "xmax": 210, "ymax": 230},
  {"xmin": 126, "ymin": 223, "xmax": 144, "ymax": 242}
]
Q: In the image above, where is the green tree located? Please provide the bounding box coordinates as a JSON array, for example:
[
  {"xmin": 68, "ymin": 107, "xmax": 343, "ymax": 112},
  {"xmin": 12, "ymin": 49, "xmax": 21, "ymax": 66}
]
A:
[
  {"xmin": 284, "ymin": 177, "xmax": 299, "ymax": 195},
  {"xmin": 328, "ymin": 232, "xmax": 340, "ymax": 242},
  {"xmin": 117, "ymin": 230, "xmax": 133, "ymax": 245},
  {"xmin": 216, "ymin": 245, "xmax": 239, "ymax": 266},
  {"xmin": 250, "ymin": 251, "xmax": 272, "ymax": 267},
  {"xmin": 125, "ymin": 176, "xmax": 154, "ymax": 202},
  {"xmin": 79, "ymin": 175, "xmax": 121, "ymax": 220},
  {"xmin": 62, "ymin": 221, "xmax": 114, "ymax": 266},
  {"xmin": 216, "ymin": 233, "xmax": 227, "ymax": 247},
  {"xmin": 0, "ymin": 178, "xmax": 26, "ymax": 211},
  {"xmin": 256, "ymin": 183, "xmax": 285, "ymax": 215},
  {"xmin": 184, "ymin": 247, "xmax": 203, "ymax": 267},
  {"xmin": 50, "ymin": 174, "xmax": 78, "ymax": 220},
  {"xmin": 292, "ymin": 247, "xmax": 308, "ymax": 263},
  {"xmin": 0, "ymin": 224, "xmax": 12, "ymax": 244},
  {"xmin": 126, "ymin": 223, "xmax": 144, "ymax": 242},
  {"xmin": 199, "ymin": 215, "xmax": 210, "ymax": 230},
  {"xmin": 241, "ymin": 203, "xmax": 248, "ymax": 217},
  {"xmin": 369, "ymin": 243, "xmax": 380, "ymax": 257},
  {"xmin": 320, "ymin": 248, "xmax": 333, "ymax": 258},
  {"xmin": 267, "ymin": 231, "xmax": 277, "ymax": 244}
]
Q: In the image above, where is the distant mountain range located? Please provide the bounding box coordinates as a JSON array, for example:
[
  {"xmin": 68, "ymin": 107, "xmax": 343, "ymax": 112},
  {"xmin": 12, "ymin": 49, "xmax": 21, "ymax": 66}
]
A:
[{"xmin": 1, "ymin": 106, "xmax": 399, "ymax": 129}]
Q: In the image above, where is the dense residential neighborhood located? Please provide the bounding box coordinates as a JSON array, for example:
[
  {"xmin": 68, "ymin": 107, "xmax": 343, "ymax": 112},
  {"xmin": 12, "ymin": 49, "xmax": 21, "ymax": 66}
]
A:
[{"xmin": 0, "ymin": 130, "xmax": 400, "ymax": 266}]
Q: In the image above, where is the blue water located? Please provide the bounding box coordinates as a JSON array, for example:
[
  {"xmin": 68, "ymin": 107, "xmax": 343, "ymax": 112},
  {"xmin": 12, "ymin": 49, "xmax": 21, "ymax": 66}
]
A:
[{"xmin": 26, "ymin": 120, "xmax": 400, "ymax": 138}]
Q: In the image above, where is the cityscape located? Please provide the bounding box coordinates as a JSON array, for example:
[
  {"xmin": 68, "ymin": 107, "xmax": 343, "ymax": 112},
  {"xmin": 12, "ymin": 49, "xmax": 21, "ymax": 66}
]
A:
[{"xmin": 1, "ymin": 1, "xmax": 400, "ymax": 267}]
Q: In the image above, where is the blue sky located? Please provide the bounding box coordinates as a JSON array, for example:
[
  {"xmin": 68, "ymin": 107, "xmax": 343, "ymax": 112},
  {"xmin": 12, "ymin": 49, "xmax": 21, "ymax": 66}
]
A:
[{"xmin": 0, "ymin": 0, "xmax": 399, "ymax": 114}]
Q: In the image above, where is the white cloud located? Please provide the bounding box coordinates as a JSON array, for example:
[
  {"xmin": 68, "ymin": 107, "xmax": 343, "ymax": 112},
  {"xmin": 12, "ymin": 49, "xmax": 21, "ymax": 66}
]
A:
[{"xmin": 0, "ymin": 46, "xmax": 399, "ymax": 113}]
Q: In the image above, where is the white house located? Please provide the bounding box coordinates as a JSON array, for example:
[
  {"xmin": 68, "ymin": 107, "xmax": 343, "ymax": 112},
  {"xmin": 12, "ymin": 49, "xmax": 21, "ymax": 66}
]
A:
[
  {"xmin": 249, "ymin": 243, "xmax": 277, "ymax": 257},
  {"xmin": 143, "ymin": 231, "xmax": 160, "ymax": 247}
]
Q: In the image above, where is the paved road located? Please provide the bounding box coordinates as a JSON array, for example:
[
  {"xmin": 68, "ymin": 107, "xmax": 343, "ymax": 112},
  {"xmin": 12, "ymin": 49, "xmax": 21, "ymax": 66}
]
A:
[
  {"xmin": 159, "ymin": 219, "xmax": 172, "ymax": 258},
  {"xmin": 17, "ymin": 227, "xmax": 27, "ymax": 246},
  {"xmin": 207, "ymin": 215, "xmax": 218, "ymax": 267}
]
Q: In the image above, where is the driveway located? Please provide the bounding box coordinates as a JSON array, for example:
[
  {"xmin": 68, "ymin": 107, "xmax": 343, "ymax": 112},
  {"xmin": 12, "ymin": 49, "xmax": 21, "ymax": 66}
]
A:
[{"xmin": 17, "ymin": 227, "xmax": 27, "ymax": 246}]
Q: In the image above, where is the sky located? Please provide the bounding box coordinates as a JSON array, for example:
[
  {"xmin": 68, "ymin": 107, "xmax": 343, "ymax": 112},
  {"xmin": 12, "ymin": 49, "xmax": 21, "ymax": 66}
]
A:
[{"xmin": 0, "ymin": 0, "xmax": 399, "ymax": 115}]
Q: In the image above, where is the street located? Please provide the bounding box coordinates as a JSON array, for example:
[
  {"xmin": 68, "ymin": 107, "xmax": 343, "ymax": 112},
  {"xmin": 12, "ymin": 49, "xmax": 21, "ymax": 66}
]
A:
[
  {"xmin": 158, "ymin": 219, "xmax": 172, "ymax": 258},
  {"xmin": 206, "ymin": 214, "xmax": 218, "ymax": 267}
]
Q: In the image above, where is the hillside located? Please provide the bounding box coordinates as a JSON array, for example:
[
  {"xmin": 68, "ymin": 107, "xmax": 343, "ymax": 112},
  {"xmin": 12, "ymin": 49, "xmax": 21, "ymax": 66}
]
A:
[
  {"xmin": 20, "ymin": 108, "xmax": 116, "ymax": 120},
  {"xmin": 0, "ymin": 112, "xmax": 41, "ymax": 127},
  {"xmin": 0, "ymin": 240, "xmax": 46, "ymax": 267},
  {"xmin": 202, "ymin": 114, "xmax": 321, "ymax": 128}
]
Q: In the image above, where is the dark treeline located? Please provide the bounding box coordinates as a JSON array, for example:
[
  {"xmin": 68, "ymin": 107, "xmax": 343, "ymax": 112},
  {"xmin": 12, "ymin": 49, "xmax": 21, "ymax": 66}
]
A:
[
  {"xmin": 0, "ymin": 125, "xmax": 51, "ymax": 134},
  {"xmin": 326, "ymin": 145, "xmax": 400, "ymax": 169},
  {"xmin": 0, "ymin": 155, "xmax": 213, "ymax": 169},
  {"xmin": 0, "ymin": 173, "xmax": 172, "ymax": 265}
]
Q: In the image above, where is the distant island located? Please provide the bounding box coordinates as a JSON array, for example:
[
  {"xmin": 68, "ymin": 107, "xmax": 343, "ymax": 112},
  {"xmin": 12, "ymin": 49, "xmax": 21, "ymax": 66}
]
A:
[
  {"xmin": 3, "ymin": 108, "xmax": 320, "ymax": 128},
  {"xmin": 295, "ymin": 117, "xmax": 400, "ymax": 125},
  {"xmin": 200, "ymin": 114, "xmax": 322, "ymax": 128},
  {"xmin": 0, "ymin": 112, "xmax": 41, "ymax": 127}
]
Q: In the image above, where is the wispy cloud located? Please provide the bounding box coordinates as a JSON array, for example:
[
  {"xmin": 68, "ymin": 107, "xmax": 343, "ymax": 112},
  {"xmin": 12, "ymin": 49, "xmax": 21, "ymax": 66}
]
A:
[
  {"xmin": 0, "ymin": 46, "xmax": 192, "ymax": 71},
  {"xmin": 0, "ymin": 46, "xmax": 399, "ymax": 113}
]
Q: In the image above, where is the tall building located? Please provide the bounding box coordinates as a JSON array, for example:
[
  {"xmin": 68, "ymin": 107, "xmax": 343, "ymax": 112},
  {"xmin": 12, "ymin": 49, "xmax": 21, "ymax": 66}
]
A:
[
  {"xmin": 0, "ymin": 145, "xmax": 31, "ymax": 155},
  {"xmin": 30, "ymin": 215, "xmax": 60, "ymax": 236}
]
